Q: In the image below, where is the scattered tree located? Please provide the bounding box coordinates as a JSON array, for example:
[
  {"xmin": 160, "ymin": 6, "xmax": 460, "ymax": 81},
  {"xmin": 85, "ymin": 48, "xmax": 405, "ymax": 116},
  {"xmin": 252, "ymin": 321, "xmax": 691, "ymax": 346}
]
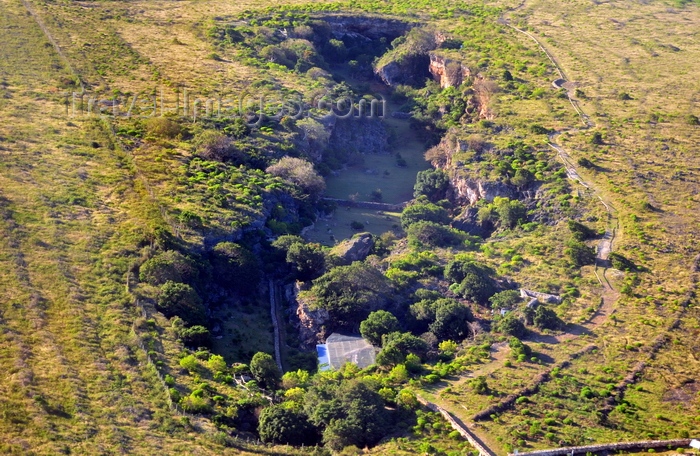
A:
[
  {"xmin": 266, "ymin": 157, "xmax": 325, "ymax": 199},
  {"xmin": 413, "ymin": 169, "xmax": 450, "ymax": 202},
  {"xmin": 250, "ymin": 352, "xmax": 281, "ymax": 390},
  {"xmin": 533, "ymin": 306, "xmax": 563, "ymax": 330},
  {"xmin": 258, "ymin": 405, "xmax": 318, "ymax": 445},
  {"xmin": 496, "ymin": 313, "xmax": 526, "ymax": 337},
  {"xmin": 360, "ymin": 310, "xmax": 400, "ymax": 346},
  {"xmin": 429, "ymin": 299, "xmax": 473, "ymax": 341},
  {"xmin": 157, "ymin": 281, "xmax": 206, "ymax": 326},
  {"xmin": 566, "ymin": 240, "xmax": 596, "ymax": 267}
]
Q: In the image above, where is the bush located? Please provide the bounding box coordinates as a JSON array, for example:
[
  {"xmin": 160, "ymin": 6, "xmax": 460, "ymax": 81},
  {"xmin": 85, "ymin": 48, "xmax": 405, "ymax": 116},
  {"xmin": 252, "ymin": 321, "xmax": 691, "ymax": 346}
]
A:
[
  {"xmin": 266, "ymin": 157, "xmax": 325, "ymax": 199},
  {"xmin": 139, "ymin": 250, "xmax": 199, "ymax": 286},
  {"xmin": 577, "ymin": 157, "xmax": 595, "ymax": 169},
  {"xmin": 568, "ymin": 220, "xmax": 596, "ymax": 240},
  {"xmin": 470, "ymin": 376, "xmax": 488, "ymax": 394},
  {"xmin": 400, "ymin": 200, "xmax": 451, "ymax": 229},
  {"xmin": 413, "ymin": 169, "xmax": 450, "ymax": 202},
  {"xmin": 509, "ymin": 337, "xmax": 532, "ymax": 359},
  {"xmin": 176, "ymin": 325, "xmax": 210, "ymax": 348},
  {"xmin": 590, "ymin": 132, "xmax": 604, "ymax": 145},
  {"xmin": 157, "ymin": 281, "xmax": 206, "ymax": 326},
  {"xmin": 258, "ymin": 405, "xmax": 318, "ymax": 445},
  {"xmin": 565, "ymin": 240, "xmax": 596, "ymax": 267},
  {"xmin": 360, "ymin": 310, "xmax": 400, "ymax": 346},
  {"xmin": 180, "ymin": 394, "xmax": 212, "ymax": 413},
  {"xmin": 193, "ymin": 130, "xmax": 234, "ymax": 161},
  {"xmin": 350, "ymin": 221, "xmax": 364, "ymax": 230},
  {"xmin": 609, "ymin": 252, "xmax": 638, "ymax": 271},
  {"xmin": 144, "ymin": 117, "xmax": 181, "ymax": 138},
  {"xmin": 406, "ymin": 221, "xmax": 465, "ymax": 248},
  {"xmin": 179, "ymin": 354, "xmax": 199, "ymax": 373}
]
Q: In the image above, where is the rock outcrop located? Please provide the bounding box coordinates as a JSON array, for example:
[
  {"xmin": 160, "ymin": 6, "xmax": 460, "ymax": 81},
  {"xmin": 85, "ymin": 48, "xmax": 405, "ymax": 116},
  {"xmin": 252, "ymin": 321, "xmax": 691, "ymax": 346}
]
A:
[
  {"xmin": 327, "ymin": 115, "xmax": 389, "ymax": 155},
  {"xmin": 319, "ymin": 15, "xmax": 416, "ymax": 41},
  {"xmin": 288, "ymin": 282, "xmax": 329, "ymax": 349},
  {"xmin": 427, "ymin": 133, "xmax": 517, "ymax": 207},
  {"xmin": 330, "ymin": 232, "xmax": 374, "ymax": 264},
  {"xmin": 429, "ymin": 53, "xmax": 471, "ymax": 88},
  {"xmin": 374, "ymin": 54, "xmax": 431, "ymax": 87},
  {"xmin": 450, "ymin": 176, "xmax": 515, "ymax": 205}
]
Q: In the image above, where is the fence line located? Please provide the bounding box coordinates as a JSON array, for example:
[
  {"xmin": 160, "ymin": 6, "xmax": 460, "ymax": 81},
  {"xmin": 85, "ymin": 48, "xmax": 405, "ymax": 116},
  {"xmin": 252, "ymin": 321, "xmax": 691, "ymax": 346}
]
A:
[
  {"xmin": 416, "ymin": 395, "xmax": 497, "ymax": 456},
  {"xmin": 509, "ymin": 438, "xmax": 693, "ymax": 456}
]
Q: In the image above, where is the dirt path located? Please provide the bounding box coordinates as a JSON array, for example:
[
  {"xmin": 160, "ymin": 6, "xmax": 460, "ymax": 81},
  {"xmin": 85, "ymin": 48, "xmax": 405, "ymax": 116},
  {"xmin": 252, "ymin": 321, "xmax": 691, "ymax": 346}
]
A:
[{"xmin": 423, "ymin": 10, "xmax": 626, "ymax": 456}]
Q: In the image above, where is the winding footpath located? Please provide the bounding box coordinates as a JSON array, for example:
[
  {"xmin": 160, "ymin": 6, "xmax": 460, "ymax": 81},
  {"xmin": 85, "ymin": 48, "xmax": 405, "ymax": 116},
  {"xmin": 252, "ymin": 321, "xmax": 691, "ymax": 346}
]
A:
[{"xmin": 420, "ymin": 11, "xmax": 625, "ymax": 456}]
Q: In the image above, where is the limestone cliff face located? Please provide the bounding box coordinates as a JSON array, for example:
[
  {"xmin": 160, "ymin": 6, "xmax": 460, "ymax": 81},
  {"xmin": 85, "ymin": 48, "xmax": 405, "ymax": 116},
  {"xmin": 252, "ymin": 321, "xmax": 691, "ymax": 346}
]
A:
[
  {"xmin": 449, "ymin": 177, "xmax": 515, "ymax": 205},
  {"xmin": 428, "ymin": 53, "xmax": 471, "ymax": 88},
  {"xmin": 288, "ymin": 282, "xmax": 329, "ymax": 349},
  {"xmin": 428, "ymin": 135, "xmax": 515, "ymax": 206},
  {"xmin": 320, "ymin": 15, "xmax": 416, "ymax": 40},
  {"xmin": 374, "ymin": 54, "xmax": 431, "ymax": 87}
]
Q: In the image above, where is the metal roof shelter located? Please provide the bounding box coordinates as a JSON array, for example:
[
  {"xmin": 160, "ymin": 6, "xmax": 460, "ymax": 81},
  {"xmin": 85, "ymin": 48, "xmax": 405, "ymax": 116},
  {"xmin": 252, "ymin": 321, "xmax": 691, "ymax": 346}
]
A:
[{"xmin": 317, "ymin": 333, "xmax": 376, "ymax": 370}]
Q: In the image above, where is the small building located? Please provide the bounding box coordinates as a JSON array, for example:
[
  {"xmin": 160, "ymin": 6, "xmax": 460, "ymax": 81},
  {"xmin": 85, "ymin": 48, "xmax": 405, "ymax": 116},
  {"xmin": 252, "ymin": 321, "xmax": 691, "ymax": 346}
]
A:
[{"xmin": 316, "ymin": 333, "xmax": 376, "ymax": 371}]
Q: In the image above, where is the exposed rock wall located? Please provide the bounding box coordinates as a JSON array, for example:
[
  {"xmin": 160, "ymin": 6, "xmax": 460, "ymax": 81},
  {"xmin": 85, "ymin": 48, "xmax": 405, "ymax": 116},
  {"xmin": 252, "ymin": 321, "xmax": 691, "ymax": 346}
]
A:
[
  {"xmin": 429, "ymin": 53, "xmax": 471, "ymax": 88},
  {"xmin": 288, "ymin": 282, "xmax": 329, "ymax": 349},
  {"xmin": 450, "ymin": 177, "xmax": 515, "ymax": 206},
  {"xmin": 510, "ymin": 439, "xmax": 692, "ymax": 456},
  {"xmin": 327, "ymin": 116, "xmax": 390, "ymax": 155},
  {"xmin": 319, "ymin": 15, "xmax": 416, "ymax": 40},
  {"xmin": 375, "ymin": 53, "xmax": 432, "ymax": 87}
]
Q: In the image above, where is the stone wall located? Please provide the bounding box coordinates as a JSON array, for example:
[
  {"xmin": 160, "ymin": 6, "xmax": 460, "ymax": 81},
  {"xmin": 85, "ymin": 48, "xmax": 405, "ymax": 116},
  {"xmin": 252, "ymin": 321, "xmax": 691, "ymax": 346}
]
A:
[{"xmin": 509, "ymin": 439, "xmax": 692, "ymax": 456}]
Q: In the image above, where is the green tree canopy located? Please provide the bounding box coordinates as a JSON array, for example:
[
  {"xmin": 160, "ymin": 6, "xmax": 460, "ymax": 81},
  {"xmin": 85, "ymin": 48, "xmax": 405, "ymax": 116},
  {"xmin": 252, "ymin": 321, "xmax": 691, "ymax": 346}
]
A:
[
  {"xmin": 376, "ymin": 331, "xmax": 429, "ymax": 366},
  {"xmin": 406, "ymin": 221, "xmax": 466, "ymax": 248},
  {"xmin": 494, "ymin": 197, "xmax": 527, "ymax": 229},
  {"xmin": 360, "ymin": 310, "xmax": 400, "ymax": 346},
  {"xmin": 429, "ymin": 299, "xmax": 474, "ymax": 341},
  {"xmin": 320, "ymin": 381, "xmax": 390, "ymax": 450},
  {"xmin": 210, "ymin": 242, "xmax": 261, "ymax": 293},
  {"xmin": 157, "ymin": 281, "xmax": 206, "ymax": 326},
  {"xmin": 413, "ymin": 169, "xmax": 450, "ymax": 202},
  {"xmin": 496, "ymin": 313, "xmax": 526, "ymax": 337},
  {"xmin": 445, "ymin": 257, "xmax": 496, "ymax": 305},
  {"xmin": 400, "ymin": 200, "xmax": 451, "ymax": 229},
  {"xmin": 533, "ymin": 306, "xmax": 563, "ymax": 330},
  {"xmin": 286, "ymin": 242, "xmax": 326, "ymax": 281},
  {"xmin": 139, "ymin": 250, "xmax": 199, "ymax": 286},
  {"xmin": 307, "ymin": 262, "xmax": 390, "ymax": 328},
  {"xmin": 488, "ymin": 290, "xmax": 522, "ymax": 309},
  {"xmin": 250, "ymin": 352, "xmax": 281, "ymax": 390},
  {"xmin": 258, "ymin": 405, "xmax": 318, "ymax": 446}
]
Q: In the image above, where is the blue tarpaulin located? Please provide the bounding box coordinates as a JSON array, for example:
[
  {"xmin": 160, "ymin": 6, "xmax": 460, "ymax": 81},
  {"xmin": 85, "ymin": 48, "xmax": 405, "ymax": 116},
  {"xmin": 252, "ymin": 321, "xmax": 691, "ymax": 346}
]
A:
[{"xmin": 316, "ymin": 344, "xmax": 330, "ymax": 371}]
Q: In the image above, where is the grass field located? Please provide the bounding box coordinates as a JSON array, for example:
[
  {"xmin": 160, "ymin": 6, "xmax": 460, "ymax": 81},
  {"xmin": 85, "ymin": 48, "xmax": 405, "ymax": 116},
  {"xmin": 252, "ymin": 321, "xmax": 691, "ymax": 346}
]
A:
[
  {"xmin": 305, "ymin": 208, "xmax": 402, "ymax": 245},
  {"xmin": 324, "ymin": 86, "xmax": 432, "ymax": 204}
]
